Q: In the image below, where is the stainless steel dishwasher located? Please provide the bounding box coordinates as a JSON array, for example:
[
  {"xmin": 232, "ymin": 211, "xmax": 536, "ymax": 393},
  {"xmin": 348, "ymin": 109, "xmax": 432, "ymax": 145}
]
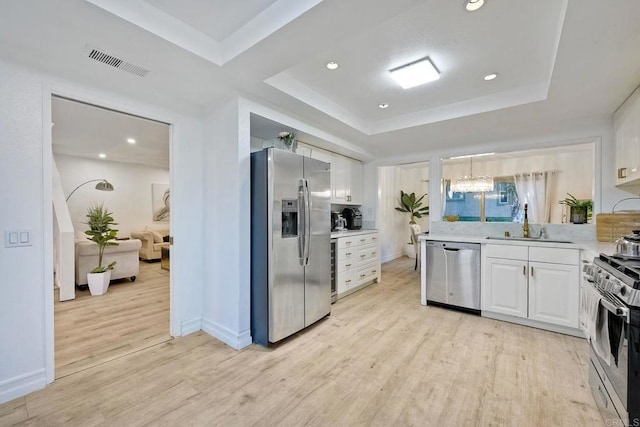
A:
[{"xmin": 424, "ymin": 241, "xmax": 480, "ymax": 312}]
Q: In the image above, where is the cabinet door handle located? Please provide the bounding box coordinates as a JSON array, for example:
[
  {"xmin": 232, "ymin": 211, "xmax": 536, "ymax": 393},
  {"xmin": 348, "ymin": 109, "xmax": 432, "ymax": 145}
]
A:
[
  {"xmin": 523, "ymin": 265, "xmax": 526, "ymax": 276},
  {"xmin": 618, "ymin": 167, "xmax": 627, "ymax": 179},
  {"xmin": 530, "ymin": 266, "xmax": 534, "ymax": 277}
]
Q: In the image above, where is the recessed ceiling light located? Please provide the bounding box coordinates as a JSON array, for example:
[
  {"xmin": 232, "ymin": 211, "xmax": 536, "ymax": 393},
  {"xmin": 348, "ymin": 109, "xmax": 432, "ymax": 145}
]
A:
[
  {"xmin": 127, "ymin": 137, "xmax": 136, "ymax": 144},
  {"xmin": 378, "ymin": 103, "xmax": 389, "ymax": 109},
  {"xmin": 464, "ymin": 0, "xmax": 485, "ymax": 11},
  {"xmin": 389, "ymin": 57, "xmax": 440, "ymax": 89},
  {"xmin": 326, "ymin": 61, "xmax": 339, "ymax": 70},
  {"xmin": 99, "ymin": 153, "xmax": 106, "ymax": 158},
  {"xmin": 483, "ymin": 73, "xmax": 498, "ymax": 81}
]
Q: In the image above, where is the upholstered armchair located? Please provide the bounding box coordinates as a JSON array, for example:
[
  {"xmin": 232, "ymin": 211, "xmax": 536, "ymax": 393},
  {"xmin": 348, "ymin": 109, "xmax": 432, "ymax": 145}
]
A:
[{"xmin": 130, "ymin": 227, "xmax": 169, "ymax": 261}]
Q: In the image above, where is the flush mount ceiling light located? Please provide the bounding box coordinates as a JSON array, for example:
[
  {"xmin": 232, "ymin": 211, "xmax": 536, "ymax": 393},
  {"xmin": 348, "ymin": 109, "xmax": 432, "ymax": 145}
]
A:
[
  {"xmin": 483, "ymin": 73, "xmax": 498, "ymax": 81},
  {"xmin": 127, "ymin": 137, "xmax": 136, "ymax": 144},
  {"xmin": 378, "ymin": 103, "xmax": 389, "ymax": 109},
  {"xmin": 464, "ymin": 0, "xmax": 485, "ymax": 11},
  {"xmin": 99, "ymin": 153, "xmax": 106, "ymax": 158},
  {"xmin": 389, "ymin": 57, "xmax": 440, "ymax": 89},
  {"xmin": 326, "ymin": 61, "xmax": 339, "ymax": 70}
]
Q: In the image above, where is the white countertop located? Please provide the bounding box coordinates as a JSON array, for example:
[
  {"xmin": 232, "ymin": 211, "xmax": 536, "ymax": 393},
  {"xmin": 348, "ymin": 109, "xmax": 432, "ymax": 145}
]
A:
[
  {"xmin": 418, "ymin": 233, "xmax": 616, "ymax": 255},
  {"xmin": 331, "ymin": 229, "xmax": 378, "ymax": 239}
]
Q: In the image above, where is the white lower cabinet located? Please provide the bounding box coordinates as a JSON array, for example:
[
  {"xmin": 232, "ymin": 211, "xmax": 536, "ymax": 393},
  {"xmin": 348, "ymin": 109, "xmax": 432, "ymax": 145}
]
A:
[
  {"xmin": 483, "ymin": 257, "xmax": 528, "ymax": 318},
  {"xmin": 482, "ymin": 244, "xmax": 580, "ymax": 332},
  {"xmin": 528, "ymin": 261, "xmax": 579, "ymax": 328},
  {"xmin": 336, "ymin": 232, "xmax": 380, "ymax": 298}
]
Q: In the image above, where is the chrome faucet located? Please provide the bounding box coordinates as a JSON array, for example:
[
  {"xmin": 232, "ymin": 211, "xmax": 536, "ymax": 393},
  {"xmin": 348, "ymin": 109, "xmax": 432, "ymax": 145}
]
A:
[{"xmin": 523, "ymin": 203, "xmax": 530, "ymax": 238}]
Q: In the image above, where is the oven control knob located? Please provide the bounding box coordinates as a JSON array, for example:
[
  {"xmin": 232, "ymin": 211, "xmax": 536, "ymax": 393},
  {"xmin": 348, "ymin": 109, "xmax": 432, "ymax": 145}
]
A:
[
  {"xmin": 620, "ymin": 285, "xmax": 627, "ymax": 296},
  {"xmin": 610, "ymin": 281, "xmax": 622, "ymax": 293}
]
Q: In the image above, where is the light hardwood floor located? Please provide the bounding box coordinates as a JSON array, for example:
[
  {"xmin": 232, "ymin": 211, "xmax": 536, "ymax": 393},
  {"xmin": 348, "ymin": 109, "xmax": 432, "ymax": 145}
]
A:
[
  {"xmin": 2, "ymin": 257, "xmax": 602, "ymax": 426},
  {"xmin": 54, "ymin": 261, "xmax": 171, "ymax": 379}
]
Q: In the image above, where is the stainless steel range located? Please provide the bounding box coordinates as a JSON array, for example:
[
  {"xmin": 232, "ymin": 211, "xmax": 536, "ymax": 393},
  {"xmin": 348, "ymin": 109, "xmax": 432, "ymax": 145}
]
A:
[{"xmin": 583, "ymin": 253, "xmax": 640, "ymax": 425}]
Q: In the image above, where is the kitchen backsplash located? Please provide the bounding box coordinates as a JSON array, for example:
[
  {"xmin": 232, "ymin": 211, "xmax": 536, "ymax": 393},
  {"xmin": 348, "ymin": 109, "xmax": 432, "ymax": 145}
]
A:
[{"xmin": 430, "ymin": 221, "xmax": 596, "ymax": 242}]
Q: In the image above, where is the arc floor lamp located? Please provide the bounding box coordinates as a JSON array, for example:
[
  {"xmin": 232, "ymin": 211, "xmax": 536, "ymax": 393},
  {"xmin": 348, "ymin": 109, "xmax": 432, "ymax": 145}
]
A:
[{"xmin": 65, "ymin": 179, "xmax": 114, "ymax": 202}]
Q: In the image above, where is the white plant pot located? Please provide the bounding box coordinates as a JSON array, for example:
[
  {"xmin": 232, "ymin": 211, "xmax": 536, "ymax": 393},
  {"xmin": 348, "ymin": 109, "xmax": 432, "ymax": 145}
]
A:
[
  {"xmin": 87, "ymin": 270, "xmax": 111, "ymax": 296},
  {"xmin": 405, "ymin": 243, "xmax": 416, "ymax": 259}
]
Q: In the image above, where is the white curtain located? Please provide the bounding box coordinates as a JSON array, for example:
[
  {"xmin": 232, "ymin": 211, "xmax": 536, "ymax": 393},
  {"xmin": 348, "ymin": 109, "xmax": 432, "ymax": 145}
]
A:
[{"xmin": 513, "ymin": 171, "xmax": 558, "ymax": 223}]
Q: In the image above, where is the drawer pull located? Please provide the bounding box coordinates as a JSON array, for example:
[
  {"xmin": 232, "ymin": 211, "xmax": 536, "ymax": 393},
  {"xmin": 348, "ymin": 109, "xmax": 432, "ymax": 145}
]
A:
[
  {"xmin": 360, "ymin": 254, "xmax": 366, "ymax": 258},
  {"xmin": 346, "ymin": 241, "xmax": 352, "ymax": 245},
  {"xmin": 346, "ymin": 252, "xmax": 352, "ymax": 256},
  {"xmin": 360, "ymin": 238, "xmax": 366, "ymax": 242},
  {"xmin": 345, "ymin": 263, "xmax": 352, "ymax": 267},
  {"xmin": 371, "ymin": 252, "xmax": 376, "ymax": 255},
  {"xmin": 372, "ymin": 270, "xmax": 377, "ymax": 273},
  {"xmin": 360, "ymin": 274, "xmax": 366, "ymax": 278},
  {"xmin": 345, "ymin": 279, "xmax": 351, "ymax": 283}
]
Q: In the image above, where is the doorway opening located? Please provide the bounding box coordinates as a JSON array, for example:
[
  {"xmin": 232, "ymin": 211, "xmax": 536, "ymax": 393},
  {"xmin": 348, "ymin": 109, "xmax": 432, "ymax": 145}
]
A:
[{"xmin": 51, "ymin": 95, "xmax": 173, "ymax": 379}]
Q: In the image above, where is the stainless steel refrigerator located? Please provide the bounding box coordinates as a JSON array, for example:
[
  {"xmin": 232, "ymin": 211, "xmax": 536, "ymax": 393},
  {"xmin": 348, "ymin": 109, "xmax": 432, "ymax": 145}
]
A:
[{"xmin": 250, "ymin": 148, "xmax": 331, "ymax": 346}]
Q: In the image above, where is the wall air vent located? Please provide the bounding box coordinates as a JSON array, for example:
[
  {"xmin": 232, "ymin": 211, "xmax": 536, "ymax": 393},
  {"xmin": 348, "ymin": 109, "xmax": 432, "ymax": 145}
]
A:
[{"xmin": 87, "ymin": 47, "xmax": 150, "ymax": 78}]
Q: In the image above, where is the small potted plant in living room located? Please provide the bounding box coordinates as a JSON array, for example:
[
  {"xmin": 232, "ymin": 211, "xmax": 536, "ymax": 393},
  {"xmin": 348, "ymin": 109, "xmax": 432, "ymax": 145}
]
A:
[
  {"xmin": 84, "ymin": 203, "xmax": 119, "ymax": 295},
  {"xmin": 395, "ymin": 190, "xmax": 429, "ymax": 259},
  {"xmin": 559, "ymin": 193, "xmax": 593, "ymax": 224}
]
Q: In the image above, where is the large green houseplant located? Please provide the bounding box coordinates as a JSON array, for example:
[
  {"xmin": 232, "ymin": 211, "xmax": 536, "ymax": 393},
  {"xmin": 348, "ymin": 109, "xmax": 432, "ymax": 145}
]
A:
[
  {"xmin": 395, "ymin": 190, "xmax": 429, "ymax": 224},
  {"xmin": 559, "ymin": 193, "xmax": 592, "ymax": 224},
  {"xmin": 84, "ymin": 203, "xmax": 119, "ymax": 295}
]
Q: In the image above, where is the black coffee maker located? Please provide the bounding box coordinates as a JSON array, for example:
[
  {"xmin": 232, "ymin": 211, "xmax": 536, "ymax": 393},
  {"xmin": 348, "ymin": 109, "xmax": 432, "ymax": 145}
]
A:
[{"xmin": 342, "ymin": 207, "xmax": 362, "ymax": 230}]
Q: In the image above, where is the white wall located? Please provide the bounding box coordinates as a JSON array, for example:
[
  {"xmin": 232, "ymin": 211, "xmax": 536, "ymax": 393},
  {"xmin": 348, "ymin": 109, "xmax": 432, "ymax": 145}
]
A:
[
  {"xmin": 55, "ymin": 154, "xmax": 170, "ymax": 237},
  {"xmin": 201, "ymin": 98, "xmax": 252, "ymax": 350},
  {"xmin": 0, "ymin": 59, "xmax": 205, "ymax": 404},
  {"xmin": 376, "ymin": 163, "xmax": 430, "ymax": 262}
]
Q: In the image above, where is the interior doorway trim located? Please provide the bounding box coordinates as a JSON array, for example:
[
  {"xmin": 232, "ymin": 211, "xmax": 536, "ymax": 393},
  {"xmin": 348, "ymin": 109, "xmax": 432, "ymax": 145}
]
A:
[{"xmin": 42, "ymin": 82, "xmax": 177, "ymax": 384}]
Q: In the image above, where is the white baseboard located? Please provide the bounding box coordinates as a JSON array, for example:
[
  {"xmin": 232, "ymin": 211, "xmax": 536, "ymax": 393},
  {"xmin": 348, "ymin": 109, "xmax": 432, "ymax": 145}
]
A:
[
  {"xmin": 381, "ymin": 251, "xmax": 404, "ymax": 263},
  {"xmin": 481, "ymin": 311, "xmax": 585, "ymax": 338},
  {"xmin": 180, "ymin": 318, "xmax": 202, "ymax": 336},
  {"xmin": 201, "ymin": 317, "xmax": 252, "ymax": 350},
  {"xmin": 0, "ymin": 369, "xmax": 47, "ymax": 405}
]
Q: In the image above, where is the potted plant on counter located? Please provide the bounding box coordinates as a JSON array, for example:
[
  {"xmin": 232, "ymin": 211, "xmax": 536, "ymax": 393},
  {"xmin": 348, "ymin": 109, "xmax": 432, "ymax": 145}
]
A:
[
  {"xmin": 85, "ymin": 203, "xmax": 119, "ymax": 295},
  {"xmin": 559, "ymin": 193, "xmax": 593, "ymax": 224}
]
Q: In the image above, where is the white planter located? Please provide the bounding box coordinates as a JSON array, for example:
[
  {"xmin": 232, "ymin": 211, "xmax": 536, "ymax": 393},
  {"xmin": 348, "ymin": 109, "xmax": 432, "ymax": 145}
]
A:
[
  {"xmin": 405, "ymin": 243, "xmax": 416, "ymax": 259},
  {"xmin": 87, "ymin": 270, "xmax": 111, "ymax": 296}
]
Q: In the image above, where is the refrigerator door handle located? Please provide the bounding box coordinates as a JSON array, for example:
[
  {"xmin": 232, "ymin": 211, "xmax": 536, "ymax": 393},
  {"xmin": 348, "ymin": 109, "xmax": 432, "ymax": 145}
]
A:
[
  {"xmin": 303, "ymin": 179, "xmax": 311, "ymax": 265},
  {"xmin": 298, "ymin": 179, "xmax": 306, "ymax": 265}
]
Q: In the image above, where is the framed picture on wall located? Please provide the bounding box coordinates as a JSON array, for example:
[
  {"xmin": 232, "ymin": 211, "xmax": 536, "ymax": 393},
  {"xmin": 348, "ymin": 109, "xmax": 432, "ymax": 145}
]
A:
[{"xmin": 152, "ymin": 183, "xmax": 170, "ymax": 222}]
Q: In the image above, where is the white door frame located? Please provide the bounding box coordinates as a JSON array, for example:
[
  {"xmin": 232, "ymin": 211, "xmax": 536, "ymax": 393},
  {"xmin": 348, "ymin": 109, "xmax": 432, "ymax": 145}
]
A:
[{"xmin": 42, "ymin": 83, "xmax": 177, "ymax": 384}]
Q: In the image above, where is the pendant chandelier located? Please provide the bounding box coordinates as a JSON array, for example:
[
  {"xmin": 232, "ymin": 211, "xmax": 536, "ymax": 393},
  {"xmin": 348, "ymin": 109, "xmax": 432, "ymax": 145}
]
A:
[{"xmin": 450, "ymin": 156, "xmax": 494, "ymax": 193}]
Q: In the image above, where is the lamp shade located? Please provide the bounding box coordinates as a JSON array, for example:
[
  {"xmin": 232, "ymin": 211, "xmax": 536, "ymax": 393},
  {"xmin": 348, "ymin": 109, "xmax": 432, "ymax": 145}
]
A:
[{"xmin": 95, "ymin": 180, "xmax": 114, "ymax": 191}]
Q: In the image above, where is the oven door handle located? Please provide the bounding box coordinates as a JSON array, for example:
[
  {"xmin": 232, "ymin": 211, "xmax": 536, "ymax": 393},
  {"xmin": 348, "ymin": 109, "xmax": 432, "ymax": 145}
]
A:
[{"xmin": 586, "ymin": 281, "xmax": 629, "ymax": 321}]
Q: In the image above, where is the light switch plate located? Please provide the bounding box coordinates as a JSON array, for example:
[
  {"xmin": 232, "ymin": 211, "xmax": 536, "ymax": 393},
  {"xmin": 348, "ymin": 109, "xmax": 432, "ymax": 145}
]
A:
[{"xmin": 5, "ymin": 230, "xmax": 32, "ymax": 247}]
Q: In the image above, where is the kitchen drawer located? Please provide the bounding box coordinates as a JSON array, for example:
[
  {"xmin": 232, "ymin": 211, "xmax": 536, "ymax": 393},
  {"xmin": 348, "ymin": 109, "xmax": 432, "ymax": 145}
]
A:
[
  {"xmin": 337, "ymin": 258, "xmax": 357, "ymax": 273},
  {"xmin": 484, "ymin": 244, "xmax": 528, "ymax": 261},
  {"xmin": 337, "ymin": 237, "xmax": 360, "ymax": 249},
  {"xmin": 336, "ymin": 269, "xmax": 357, "ymax": 294},
  {"xmin": 338, "ymin": 246, "xmax": 357, "ymax": 261},
  {"xmin": 357, "ymin": 244, "xmax": 379, "ymax": 265},
  {"xmin": 529, "ymin": 246, "xmax": 579, "ymax": 265},
  {"xmin": 357, "ymin": 262, "xmax": 379, "ymax": 284}
]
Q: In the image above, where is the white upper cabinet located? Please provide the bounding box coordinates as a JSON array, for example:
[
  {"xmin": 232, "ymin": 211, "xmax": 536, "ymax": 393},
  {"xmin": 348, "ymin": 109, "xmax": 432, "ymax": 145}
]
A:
[
  {"xmin": 295, "ymin": 143, "xmax": 364, "ymax": 205},
  {"xmin": 615, "ymin": 87, "xmax": 640, "ymax": 191}
]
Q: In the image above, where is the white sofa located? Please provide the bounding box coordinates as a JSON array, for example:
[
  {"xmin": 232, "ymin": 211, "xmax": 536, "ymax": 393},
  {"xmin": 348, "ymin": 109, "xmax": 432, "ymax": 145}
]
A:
[
  {"xmin": 130, "ymin": 227, "xmax": 169, "ymax": 261},
  {"xmin": 75, "ymin": 238, "xmax": 142, "ymax": 286}
]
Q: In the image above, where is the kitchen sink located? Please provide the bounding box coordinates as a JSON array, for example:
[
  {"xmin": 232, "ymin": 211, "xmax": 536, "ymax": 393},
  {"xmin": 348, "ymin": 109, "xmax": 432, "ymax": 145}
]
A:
[{"xmin": 485, "ymin": 236, "xmax": 574, "ymax": 244}]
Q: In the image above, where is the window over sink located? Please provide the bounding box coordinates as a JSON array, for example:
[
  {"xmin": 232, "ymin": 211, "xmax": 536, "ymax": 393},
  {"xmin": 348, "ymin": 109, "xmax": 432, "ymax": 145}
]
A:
[{"xmin": 441, "ymin": 141, "xmax": 595, "ymax": 224}]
